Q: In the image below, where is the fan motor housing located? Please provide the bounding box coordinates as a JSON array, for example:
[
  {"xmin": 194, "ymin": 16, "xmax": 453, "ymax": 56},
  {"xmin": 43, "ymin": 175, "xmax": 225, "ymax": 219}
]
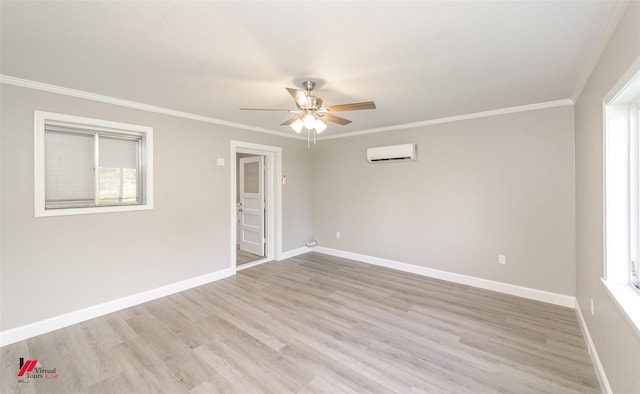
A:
[{"xmin": 302, "ymin": 95, "xmax": 323, "ymax": 110}]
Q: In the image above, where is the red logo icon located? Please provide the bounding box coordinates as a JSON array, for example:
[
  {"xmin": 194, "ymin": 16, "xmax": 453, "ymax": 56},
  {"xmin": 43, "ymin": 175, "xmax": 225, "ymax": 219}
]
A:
[{"xmin": 18, "ymin": 358, "xmax": 38, "ymax": 377}]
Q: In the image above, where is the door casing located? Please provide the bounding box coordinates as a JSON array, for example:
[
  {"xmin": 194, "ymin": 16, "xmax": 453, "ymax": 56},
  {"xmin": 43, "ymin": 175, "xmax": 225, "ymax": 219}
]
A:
[{"xmin": 230, "ymin": 141, "xmax": 282, "ymax": 272}]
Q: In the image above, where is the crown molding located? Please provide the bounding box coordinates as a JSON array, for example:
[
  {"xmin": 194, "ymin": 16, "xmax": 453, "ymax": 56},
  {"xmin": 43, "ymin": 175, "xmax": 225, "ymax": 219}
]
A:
[
  {"xmin": 572, "ymin": 0, "xmax": 629, "ymax": 101},
  {"xmin": 2, "ymin": 74, "xmax": 574, "ymax": 142},
  {"xmin": 0, "ymin": 74, "xmax": 304, "ymax": 140},
  {"xmin": 319, "ymin": 99, "xmax": 574, "ymax": 140}
]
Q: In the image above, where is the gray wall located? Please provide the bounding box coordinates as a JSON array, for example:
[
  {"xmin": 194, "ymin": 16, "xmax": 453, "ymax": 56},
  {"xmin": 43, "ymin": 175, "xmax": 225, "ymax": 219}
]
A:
[
  {"xmin": 574, "ymin": 2, "xmax": 640, "ymax": 393},
  {"xmin": 0, "ymin": 84, "xmax": 313, "ymax": 331},
  {"xmin": 312, "ymin": 106, "xmax": 576, "ymax": 295}
]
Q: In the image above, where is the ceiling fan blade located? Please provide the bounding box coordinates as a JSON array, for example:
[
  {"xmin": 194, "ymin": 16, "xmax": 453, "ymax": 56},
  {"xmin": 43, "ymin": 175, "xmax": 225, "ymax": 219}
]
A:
[
  {"xmin": 240, "ymin": 108, "xmax": 300, "ymax": 112},
  {"xmin": 280, "ymin": 116, "xmax": 301, "ymax": 126},
  {"xmin": 320, "ymin": 113, "xmax": 352, "ymax": 126},
  {"xmin": 324, "ymin": 101, "xmax": 376, "ymax": 112},
  {"xmin": 286, "ymin": 88, "xmax": 307, "ymax": 109}
]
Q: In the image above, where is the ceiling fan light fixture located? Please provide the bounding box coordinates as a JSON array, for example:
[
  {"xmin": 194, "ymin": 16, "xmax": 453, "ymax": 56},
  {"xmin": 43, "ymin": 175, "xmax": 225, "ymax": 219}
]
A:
[
  {"xmin": 315, "ymin": 119, "xmax": 327, "ymax": 133},
  {"xmin": 303, "ymin": 114, "xmax": 316, "ymax": 129},
  {"xmin": 241, "ymin": 80, "xmax": 376, "ymax": 143},
  {"xmin": 290, "ymin": 118, "xmax": 304, "ymax": 133}
]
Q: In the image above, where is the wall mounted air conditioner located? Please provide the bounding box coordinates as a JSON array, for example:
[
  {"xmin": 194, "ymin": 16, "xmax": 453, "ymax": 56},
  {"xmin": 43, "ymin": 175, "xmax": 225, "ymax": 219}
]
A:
[{"xmin": 367, "ymin": 144, "xmax": 417, "ymax": 163}]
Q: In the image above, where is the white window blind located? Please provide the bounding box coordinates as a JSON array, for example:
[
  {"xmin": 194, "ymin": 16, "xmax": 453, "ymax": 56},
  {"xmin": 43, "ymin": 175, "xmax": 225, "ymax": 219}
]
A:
[{"xmin": 45, "ymin": 131, "xmax": 95, "ymax": 207}]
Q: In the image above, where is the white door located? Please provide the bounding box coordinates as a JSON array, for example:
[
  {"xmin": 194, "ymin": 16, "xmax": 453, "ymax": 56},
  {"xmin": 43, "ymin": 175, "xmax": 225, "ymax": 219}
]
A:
[{"xmin": 239, "ymin": 156, "xmax": 265, "ymax": 256}]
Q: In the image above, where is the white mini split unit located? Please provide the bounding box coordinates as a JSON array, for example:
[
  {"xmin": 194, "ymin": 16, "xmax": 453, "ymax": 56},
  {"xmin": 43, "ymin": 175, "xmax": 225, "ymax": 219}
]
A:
[{"xmin": 367, "ymin": 143, "xmax": 417, "ymax": 163}]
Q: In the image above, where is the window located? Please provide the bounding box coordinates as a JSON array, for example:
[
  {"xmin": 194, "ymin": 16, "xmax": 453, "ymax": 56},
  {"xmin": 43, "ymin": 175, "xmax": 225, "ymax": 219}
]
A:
[
  {"xmin": 35, "ymin": 111, "xmax": 153, "ymax": 217},
  {"xmin": 631, "ymin": 100, "xmax": 640, "ymax": 293},
  {"xmin": 604, "ymin": 60, "xmax": 640, "ymax": 332}
]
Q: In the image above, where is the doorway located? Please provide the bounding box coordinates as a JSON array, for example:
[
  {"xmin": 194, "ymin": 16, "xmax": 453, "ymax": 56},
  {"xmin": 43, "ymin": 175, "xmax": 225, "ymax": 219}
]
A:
[
  {"xmin": 230, "ymin": 141, "xmax": 282, "ymax": 272},
  {"xmin": 237, "ymin": 154, "xmax": 265, "ymax": 265}
]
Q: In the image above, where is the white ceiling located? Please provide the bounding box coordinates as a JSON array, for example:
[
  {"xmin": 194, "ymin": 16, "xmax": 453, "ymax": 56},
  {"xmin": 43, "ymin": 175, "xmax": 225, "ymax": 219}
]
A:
[{"xmin": 0, "ymin": 1, "xmax": 625, "ymax": 138}]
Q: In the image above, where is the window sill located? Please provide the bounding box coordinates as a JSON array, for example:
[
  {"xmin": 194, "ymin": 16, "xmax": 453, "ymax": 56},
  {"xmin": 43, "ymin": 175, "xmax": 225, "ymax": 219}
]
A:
[
  {"xmin": 601, "ymin": 278, "xmax": 640, "ymax": 337},
  {"xmin": 35, "ymin": 203, "xmax": 153, "ymax": 217}
]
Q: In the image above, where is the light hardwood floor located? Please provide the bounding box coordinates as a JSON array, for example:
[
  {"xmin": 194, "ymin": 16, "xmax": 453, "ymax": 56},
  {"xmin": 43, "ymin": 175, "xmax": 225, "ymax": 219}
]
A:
[
  {"xmin": 1, "ymin": 253, "xmax": 600, "ymax": 393},
  {"xmin": 236, "ymin": 246, "xmax": 263, "ymax": 266}
]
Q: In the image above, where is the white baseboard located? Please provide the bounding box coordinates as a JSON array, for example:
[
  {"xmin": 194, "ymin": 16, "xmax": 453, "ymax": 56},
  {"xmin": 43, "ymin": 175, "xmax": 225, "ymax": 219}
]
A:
[
  {"xmin": 314, "ymin": 246, "xmax": 576, "ymax": 308},
  {"xmin": 0, "ymin": 267, "xmax": 234, "ymax": 347},
  {"xmin": 575, "ymin": 300, "xmax": 612, "ymax": 394},
  {"xmin": 0, "ymin": 247, "xmax": 577, "ymax": 347},
  {"xmin": 278, "ymin": 246, "xmax": 311, "ymax": 260}
]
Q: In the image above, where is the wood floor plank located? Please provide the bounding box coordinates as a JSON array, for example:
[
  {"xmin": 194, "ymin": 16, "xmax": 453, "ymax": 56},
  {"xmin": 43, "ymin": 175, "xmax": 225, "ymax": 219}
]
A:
[
  {"xmin": 0, "ymin": 253, "xmax": 600, "ymax": 393},
  {"xmin": 280, "ymin": 339, "xmax": 392, "ymax": 393}
]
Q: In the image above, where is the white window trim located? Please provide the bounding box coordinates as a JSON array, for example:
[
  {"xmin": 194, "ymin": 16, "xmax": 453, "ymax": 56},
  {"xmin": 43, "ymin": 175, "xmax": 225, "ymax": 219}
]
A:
[
  {"xmin": 34, "ymin": 111, "xmax": 154, "ymax": 217},
  {"xmin": 602, "ymin": 55, "xmax": 640, "ymax": 336},
  {"xmin": 601, "ymin": 279, "xmax": 640, "ymax": 336}
]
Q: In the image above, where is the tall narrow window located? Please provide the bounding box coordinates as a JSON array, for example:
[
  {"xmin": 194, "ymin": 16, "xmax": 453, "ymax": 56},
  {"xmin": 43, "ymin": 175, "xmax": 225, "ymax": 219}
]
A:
[
  {"xmin": 603, "ymin": 60, "xmax": 640, "ymax": 331},
  {"xmin": 630, "ymin": 101, "xmax": 640, "ymax": 292},
  {"xmin": 35, "ymin": 111, "xmax": 153, "ymax": 217},
  {"xmin": 606, "ymin": 75, "xmax": 640, "ymax": 290}
]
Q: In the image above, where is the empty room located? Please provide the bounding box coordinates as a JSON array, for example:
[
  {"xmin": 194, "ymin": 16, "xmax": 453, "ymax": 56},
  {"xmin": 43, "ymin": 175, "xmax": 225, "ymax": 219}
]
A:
[{"xmin": 1, "ymin": 1, "xmax": 639, "ymax": 393}]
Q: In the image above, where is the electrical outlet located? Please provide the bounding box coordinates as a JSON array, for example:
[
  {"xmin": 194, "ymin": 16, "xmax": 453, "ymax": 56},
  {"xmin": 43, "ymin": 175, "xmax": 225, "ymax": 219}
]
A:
[
  {"xmin": 336, "ymin": 231, "xmax": 341, "ymax": 239},
  {"xmin": 498, "ymin": 255, "xmax": 506, "ymax": 265}
]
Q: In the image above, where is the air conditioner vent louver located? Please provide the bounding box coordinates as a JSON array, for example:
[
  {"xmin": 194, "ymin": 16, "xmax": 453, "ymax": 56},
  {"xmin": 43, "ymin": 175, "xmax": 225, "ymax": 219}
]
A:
[{"xmin": 367, "ymin": 144, "xmax": 417, "ymax": 163}]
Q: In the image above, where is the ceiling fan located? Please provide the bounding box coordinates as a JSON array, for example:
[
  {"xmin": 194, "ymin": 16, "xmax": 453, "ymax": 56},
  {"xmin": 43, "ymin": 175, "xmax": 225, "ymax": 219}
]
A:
[{"xmin": 241, "ymin": 80, "xmax": 376, "ymax": 145}]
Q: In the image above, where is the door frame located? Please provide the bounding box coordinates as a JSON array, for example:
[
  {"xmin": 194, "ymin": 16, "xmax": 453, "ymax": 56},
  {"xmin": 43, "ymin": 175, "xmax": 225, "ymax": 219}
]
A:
[
  {"xmin": 238, "ymin": 155, "xmax": 265, "ymax": 256},
  {"xmin": 230, "ymin": 140, "xmax": 282, "ymax": 272}
]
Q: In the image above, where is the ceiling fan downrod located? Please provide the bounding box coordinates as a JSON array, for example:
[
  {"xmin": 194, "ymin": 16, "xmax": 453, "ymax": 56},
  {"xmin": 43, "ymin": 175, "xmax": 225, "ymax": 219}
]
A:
[{"xmin": 302, "ymin": 80, "xmax": 316, "ymax": 94}]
